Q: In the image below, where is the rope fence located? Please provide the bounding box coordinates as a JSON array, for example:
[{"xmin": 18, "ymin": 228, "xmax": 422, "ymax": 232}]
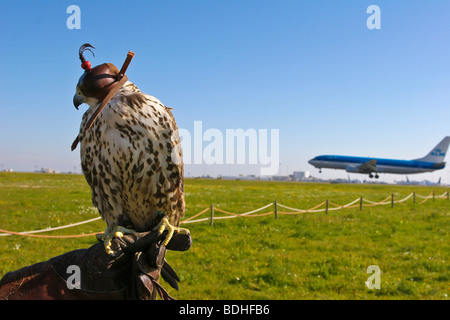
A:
[{"xmin": 0, "ymin": 191, "xmax": 448, "ymax": 239}]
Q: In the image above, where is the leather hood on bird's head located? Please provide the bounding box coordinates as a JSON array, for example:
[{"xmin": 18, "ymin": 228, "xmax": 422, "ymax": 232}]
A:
[
  {"xmin": 77, "ymin": 63, "xmax": 120, "ymax": 100},
  {"xmin": 77, "ymin": 43, "xmax": 121, "ymax": 100}
]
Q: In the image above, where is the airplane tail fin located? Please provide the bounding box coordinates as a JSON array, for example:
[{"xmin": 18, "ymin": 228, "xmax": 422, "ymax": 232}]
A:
[{"xmin": 415, "ymin": 136, "xmax": 450, "ymax": 163}]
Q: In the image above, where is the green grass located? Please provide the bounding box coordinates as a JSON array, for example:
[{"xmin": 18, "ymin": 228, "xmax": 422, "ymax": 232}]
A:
[{"xmin": 0, "ymin": 172, "xmax": 449, "ymax": 299}]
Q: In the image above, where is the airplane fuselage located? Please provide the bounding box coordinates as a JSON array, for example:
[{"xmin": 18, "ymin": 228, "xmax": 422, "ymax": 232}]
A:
[
  {"xmin": 308, "ymin": 155, "xmax": 445, "ymax": 175},
  {"xmin": 309, "ymin": 137, "xmax": 449, "ymax": 178}
]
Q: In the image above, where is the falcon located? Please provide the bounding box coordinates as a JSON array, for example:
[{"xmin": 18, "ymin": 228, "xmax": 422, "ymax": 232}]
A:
[{"xmin": 72, "ymin": 44, "xmax": 188, "ymax": 255}]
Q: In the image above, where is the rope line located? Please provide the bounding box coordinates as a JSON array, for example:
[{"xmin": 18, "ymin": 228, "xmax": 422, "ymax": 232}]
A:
[
  {"xmin": 328, "ymin": 198, "xmax": 361, "ymax": 208},
  {"xmin": 0, "ymin": 217, "xmax": 101, "ymax": 237},
  {"xmin": 362, "ymin": 195, "xmax": 392, "ymax": 205},
  {"xmin": 180, "ymin": 207, "xmax": 210, "ymax": 223},
  {"xmin": 1, "ymin": 191, "xmax": 448, "ymax": 238},
  {"xmin": 180, "ymin": 217, "xmax": 211, "ymax": 224},
  {"xmin": 416, "ymin": 193, "xmax": 433, "ymax": 199},
  {"xmin": 418, "ymin": 193, "xmax": 433, "ymax": 205},
  {"xmin": 0, "ymin": 229, "xmax": 100, "ymax": 238},
  {"xmin": 212, "ymin": 203, "xmax": 273, "ymax": 217},
  {"xmin": 278, "ymin": 201, "xmax": 327, "ymax": 214},
  {"xmin": 276, "ymin": 203, "xmax": 305, "ymax": 212}
]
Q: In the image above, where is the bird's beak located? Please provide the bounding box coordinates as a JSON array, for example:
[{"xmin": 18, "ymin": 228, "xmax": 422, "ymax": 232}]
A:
[{"xmin": 73, "ymin": 94, "xmax": 84, "ymax": 110}]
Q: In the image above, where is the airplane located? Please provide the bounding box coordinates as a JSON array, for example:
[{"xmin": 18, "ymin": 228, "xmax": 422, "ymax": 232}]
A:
[
  {"xmin": 308, "ymin": 136, "xmax": 450, "ymax": 179},
  {"xmin": 396, "ymin": 176, "xmax": 441, "ymax": 186}
]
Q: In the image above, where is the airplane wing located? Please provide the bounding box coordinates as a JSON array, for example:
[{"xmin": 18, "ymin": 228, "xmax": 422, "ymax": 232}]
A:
[{"xmin": 359, "ymin": 159, "xmax": 377, "ymax": 173}]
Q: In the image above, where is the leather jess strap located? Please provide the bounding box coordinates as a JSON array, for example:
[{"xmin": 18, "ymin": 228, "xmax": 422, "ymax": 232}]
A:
[{"xmin": 71, "ymin": 51, "xmax": 135, "ymax": 151}]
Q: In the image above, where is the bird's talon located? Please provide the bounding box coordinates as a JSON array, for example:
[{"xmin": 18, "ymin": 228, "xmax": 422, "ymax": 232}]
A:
[
  {"xmin": 155, "ymin": 217, "xmax": 190, "ymax": 247},
  {"xmin": 175, "ymin": 227, "xmax": 190, "ymax": 235},
  {"xmin": 100, "ymin": 226, "xmax": 134, "ymax": 255}
]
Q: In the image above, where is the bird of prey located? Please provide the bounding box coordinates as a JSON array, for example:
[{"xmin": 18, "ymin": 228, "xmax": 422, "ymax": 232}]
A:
[{"xmin": 72, "ymin": 44, "xmax": 188, "ymax": 255}]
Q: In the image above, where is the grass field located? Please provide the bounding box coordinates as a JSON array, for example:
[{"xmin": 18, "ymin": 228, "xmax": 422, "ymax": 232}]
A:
[{"xmin": 0, "ymin": 172, "xmax": 449, "ymax": 299}]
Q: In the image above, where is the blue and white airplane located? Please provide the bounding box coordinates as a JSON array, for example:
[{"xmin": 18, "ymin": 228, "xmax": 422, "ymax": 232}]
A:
[{"xmin": 308, "ymin": 136, "xmax": 450, "ymax": 179}]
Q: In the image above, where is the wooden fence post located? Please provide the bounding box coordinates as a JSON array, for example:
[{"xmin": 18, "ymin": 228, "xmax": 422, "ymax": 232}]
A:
[
  {"xmin": 413, "ymin": 191, "xmax": 416, "ymax": 204},
  {"xmin": 210, "ymin": 204, "xmax": 214, "ymax": 226},
  {"xmin": 325, "ymin": 199, "xmax": 329, "ymax": 214},
  {"xmin": 274, "ymin": 200, "xmax": 278, "ymax": 219},
  {"xmin": 433, "ymin": 190, "xmax": 435, "ymax": 202},
  {"xmin": 391, "ymin": 194, "xmax": 394, "ymax": 208},
  {"xmin": 360, "ymin": 196, "xmax": 363, "ymax": 211},
  {"xmin": 447, "ymin": 191, "xmax": 449, "ymax": 200}
]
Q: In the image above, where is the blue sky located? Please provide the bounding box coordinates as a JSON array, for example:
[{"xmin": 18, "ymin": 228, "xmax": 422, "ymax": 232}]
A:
[{"xmin": 0, "ymin": 1, "xmax": 449, "ymax": 183}]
